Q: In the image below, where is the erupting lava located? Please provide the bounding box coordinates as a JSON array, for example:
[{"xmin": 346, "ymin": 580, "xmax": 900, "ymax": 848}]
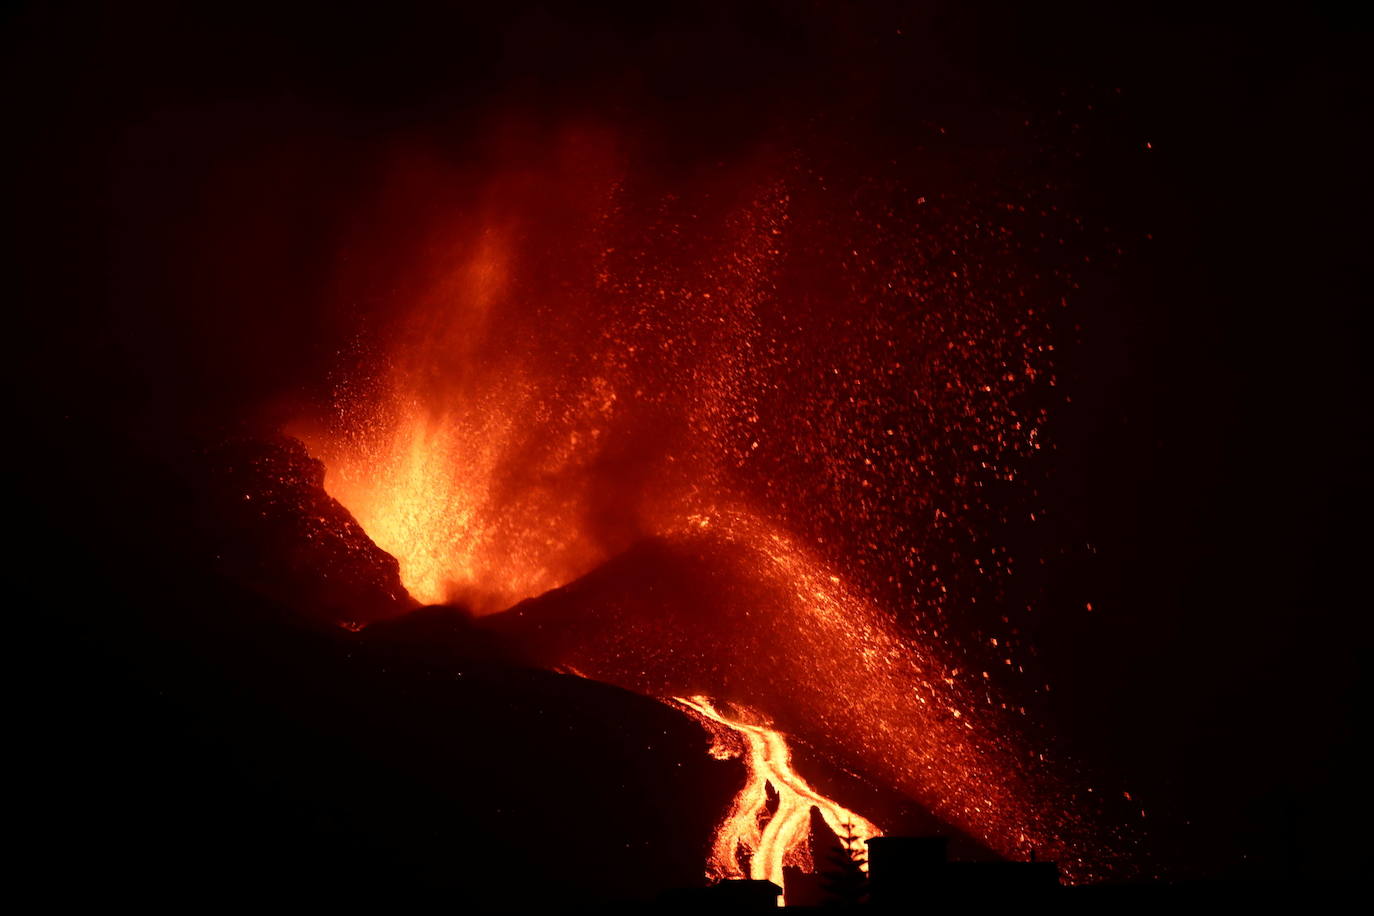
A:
[
  {"xmin": 292, "ymin": 127, "xmax": 1138, "ymax": 885},
  {"xmin": 674, "ymin": 696, "xmax": 880, "ymax": 897}
]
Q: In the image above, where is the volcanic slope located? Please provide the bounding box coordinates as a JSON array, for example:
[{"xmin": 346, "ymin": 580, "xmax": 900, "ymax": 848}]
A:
[{"xmin": 483, "ymin": 521, "xmax": 1117, "ymax": 879}]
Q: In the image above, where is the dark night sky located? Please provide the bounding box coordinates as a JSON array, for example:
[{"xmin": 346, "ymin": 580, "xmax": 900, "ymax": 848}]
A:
[{"xmin": 9, "ymin": 0, "xmax": 1370, "ymax": 897}]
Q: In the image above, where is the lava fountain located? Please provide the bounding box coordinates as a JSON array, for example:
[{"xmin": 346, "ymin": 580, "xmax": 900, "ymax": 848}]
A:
[{"xmin": 292, "ymin": 126, "xmax": 1137, "ymax": 886}]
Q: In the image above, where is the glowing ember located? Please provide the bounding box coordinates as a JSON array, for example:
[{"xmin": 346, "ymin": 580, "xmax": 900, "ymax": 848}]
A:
[{"xmin": 673, "ymin": 695, "xmax": 880, "ymax": 901}]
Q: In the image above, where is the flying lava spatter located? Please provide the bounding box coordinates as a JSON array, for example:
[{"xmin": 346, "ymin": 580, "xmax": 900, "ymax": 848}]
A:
[{"xmin": 292, "ymin": 127, "xmax": 1138, "ymax": 886}]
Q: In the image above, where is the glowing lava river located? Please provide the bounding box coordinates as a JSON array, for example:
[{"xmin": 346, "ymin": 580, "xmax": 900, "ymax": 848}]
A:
[
  {"xmin": 673, "ymin": 696, "xmax": 880, "ymax": 897},
  {"xmin": 287, "ymin": 128, "xmax": 1140, "ymax": 894}
]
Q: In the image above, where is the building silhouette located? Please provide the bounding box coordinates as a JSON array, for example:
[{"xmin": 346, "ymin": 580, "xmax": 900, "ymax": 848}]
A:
[{"xmin": 868, "ymin": 836, "xmax": 1059, "ymax": 906}]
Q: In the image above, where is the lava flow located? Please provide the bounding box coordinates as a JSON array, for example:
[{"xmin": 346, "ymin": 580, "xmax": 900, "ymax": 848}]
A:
[
  {"xmin": 292, "ymin": 127, "xmax": 1138, "ymax": 885},
  {"xmin": 673, "ymin": 695, "xmax": 880, "ymax": 898}
]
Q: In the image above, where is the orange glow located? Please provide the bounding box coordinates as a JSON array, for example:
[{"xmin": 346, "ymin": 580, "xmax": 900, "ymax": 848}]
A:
[
  {"xmin": 295, "ymin": 214, "xmax": 673, "ymax": 611},
  {"xmin": 294, "ymin": 130, "xmax": 1136, "ymax": 881},
  {"xmin": 674, "ymin": 695, "xmax": 880, "ymax": 902}
]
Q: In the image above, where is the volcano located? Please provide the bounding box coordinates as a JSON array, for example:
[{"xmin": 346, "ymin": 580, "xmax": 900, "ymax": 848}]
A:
[
  {"xmin": 203, "ymin": 431, "xmax": 1120, "ymax": 892},
  {"xmin": 203, "ymin": 434, "xmax": 1003, "ymax": 897},
  {"xmin": 19, "ymin": 3, "xmax": 1365, "ymax": 904}
]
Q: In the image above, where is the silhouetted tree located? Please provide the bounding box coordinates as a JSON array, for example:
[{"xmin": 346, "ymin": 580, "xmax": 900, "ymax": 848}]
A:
[{"xmin": 821, "ymin": 821, "xmax": 868, "ymax": 906}]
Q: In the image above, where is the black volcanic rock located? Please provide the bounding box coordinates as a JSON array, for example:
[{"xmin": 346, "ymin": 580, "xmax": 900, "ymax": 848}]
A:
[
  {"xmin": 202, "ymin": 435, "xmax": 415, "ymax": 626},
  {"xmin": 484, "ymin": 536, "xmax": 750, "ymax": 697},
  {"xmin": 484, "ymin": 533, "xmax": 835, "ymax": 703},
  {"xmin": 359, "ymin": 603, "xmax": 525, "ymax": 669}
]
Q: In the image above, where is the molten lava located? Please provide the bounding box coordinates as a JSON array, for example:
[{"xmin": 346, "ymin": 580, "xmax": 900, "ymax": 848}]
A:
[
  {"xmin": 292, "ymin": 128, "xmax": 1138, "ymax": 883},
  {"xmin": 296, "ymin": 227, "xmax": 622, "ymax": 612},
  {"xmin": 674, "ymin": 695, "xmax": 880, "ymax": 899}
]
